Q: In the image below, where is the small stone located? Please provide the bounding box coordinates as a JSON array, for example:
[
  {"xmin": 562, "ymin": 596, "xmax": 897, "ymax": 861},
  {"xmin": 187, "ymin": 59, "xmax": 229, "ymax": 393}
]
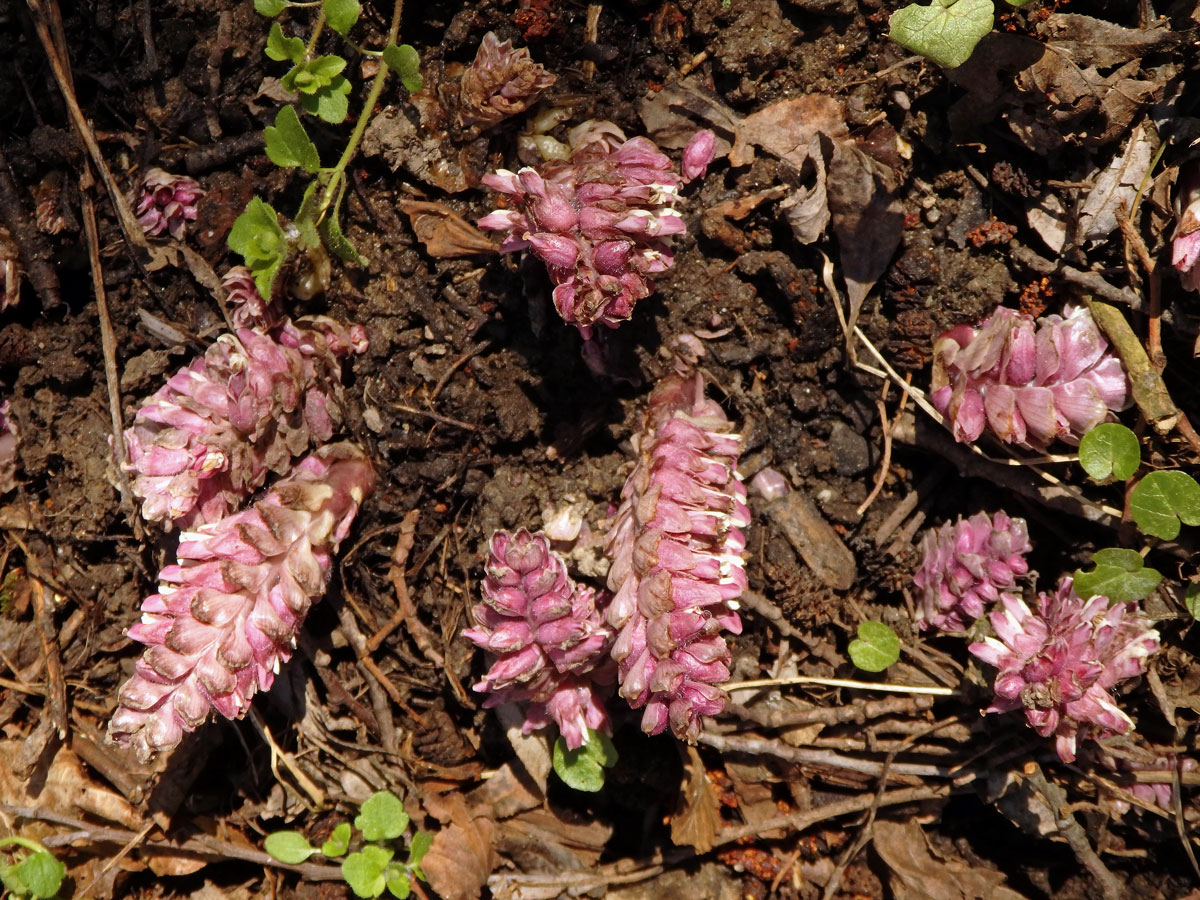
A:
[{"xmin": 829, "ymin": 421, "xmax": 871, "ymax": 476}]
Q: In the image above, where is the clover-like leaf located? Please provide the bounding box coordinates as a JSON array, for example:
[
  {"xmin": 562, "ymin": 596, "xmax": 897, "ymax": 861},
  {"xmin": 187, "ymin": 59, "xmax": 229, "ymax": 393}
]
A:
[
  {"xmin": 342, "ymin": 845, "xmax": 394, "ymax": 899},
  {"xmin": 264, "ymin": 831, "xmax": 319, "ymax": 865},
  {"xmin": 1079, "ymin": 423, "xmax": 1140, "ymax": 483},
  {"xmin": 552, "ymin": 729, "xmax": 619, "ymax": 792},
  {"xmin": 889, "ymin": 0, "xmax": 994, "ymax": 69},
  {"xmin": 324, "ymin": 0, "xmax": 361, "ymax": 35},
  {"xmin": 382, "ymin": 43, "xmax": 423, "ymax": 93},
  {"xmin": 322, "ymin": 822, "xmax": 353, "ymax": 858},
  {"xmin": 1073, "ymin": 548, "xmax": 1163, "ymax": 604},
  {"xmin": 12, "ymin": 852, "xmax": 64, "ymax": 900},
  {"xmin": 255, "ymin": 0, "xmax": 288, "ymax": 16},
  {"xmin": 848, "ymin": 621, "xmax": 900, "ymax": 672},
  {"xmin": 265, "ymin": 105, "xmax": 321, "ymax": 173},
  {"xmin": 1129, "ymin": 470, "xmax": 1200, "ymax": 540},
  {"xmin": 355, "ymin": 791, "xmax": 409, "ymax": 843},
  {"xmin": 266, "ymin": 22, "xmax": 306, "ymax": 63}
]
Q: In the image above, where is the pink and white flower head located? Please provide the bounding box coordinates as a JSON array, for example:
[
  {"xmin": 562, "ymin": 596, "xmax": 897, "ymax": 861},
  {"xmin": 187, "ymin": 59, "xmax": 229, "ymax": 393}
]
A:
[
  {"xmin": 458, "ymin": 31, "xmax": 556, "ymax": 131},
  {"xmin": 122, "ymin": 315, "xmax": 367, "ymax": 530},
  {"xmin": 931, "ymin": 304, "xmax": 1130, "ymax": 449},
  {"xmin": 108, "ymin": 443, "xmax": 375, "ymax": 762},
  {"xmin": 0, "ymin": 400, "xmax": 17, "ymax": 495},
  {"xmin": 605, "ymin": 372, "xmax": 748, "ymax": 742},
  {"xmin": 1097, "ymin": 749, "xmax": 1197, "ymax": 816},
  {"xmin": 222, "ymin": 266, "xmax": 283, "ymax": 331},
  {"xmin": 133, "ymin": 168, "xmax": 204, "ymax": 240},
  {"xmin": 913, "ymin": 510, "xmax": 1031, "ymax": 632},
  {"xmin": 463, "ymin": 529, "xmax": 615, "ymax": 750},
  {"xmin": 1172, "ymin": 160, "xmax": 1200, "ymax": 293},
  {"xmin": 969, "ymin": 578, "xmax": 1160, "ymax": 763},
  {"xmin": 478, "ymin": 122, "xmax": 714, "ymax": 337}
]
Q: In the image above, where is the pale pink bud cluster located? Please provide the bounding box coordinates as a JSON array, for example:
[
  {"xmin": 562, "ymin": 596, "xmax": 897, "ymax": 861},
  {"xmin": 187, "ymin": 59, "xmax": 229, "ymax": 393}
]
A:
[
  {"xmin": 133, "ymin": 168, "xmax": 205, "ymax": 240},
  {"xmin": 605, "ymin": 372, "xmax": 748, "ymax": 742},
  {"xmin": 458, "ymin": 31, "xmax": 556, "ymax": 130},
  {"xmin": 969, "ymin": 578, "xmax": 1160, "ymax": 763},
  {"xmin": 1098, "ymin": 750, "xmax": 1197, "ymax": 816},
  {"xmin": 122, "ymin": 315, "xmax": 368, "ymax": 530},
  {"xmin": 108, "ymin": 443, "xmax": 375, "ymax": 761},
  {"xmin": 1172, "ymin": 161, "xmax": 1200, "ymax": 293},
  {"xmin": 931, "ymin": 304, "xmax": 1129, "ymax": 449},
  {"xmin": 0, "ymin": 400, "xmax": 17, "ymax": 494},
  {"xmin": 463, "ymin": 529, "xmax": 614, "ymax": 750},
  {"xmin": 478, "ymin": 122, "xmax": 716, "ymax": 336},
  {"xmin": 223, "ymin": 266, "xmax": 283, "ymax": 331},
  {"xmin": 913, "ymin": 510, "xmax": 1031, "ymax": 632}
]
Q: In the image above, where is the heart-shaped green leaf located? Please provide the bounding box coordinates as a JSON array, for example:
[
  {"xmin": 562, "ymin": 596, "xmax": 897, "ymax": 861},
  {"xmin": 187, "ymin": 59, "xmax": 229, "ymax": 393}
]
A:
[
  {"xmin": 552, "ymin": 730, "xmax": 619, "ymax": 792},
  {"xmin": 342, "ymin": 845, "xmax": 394, "ymax": 899},
  {"xmin": 889, "ymin": 0, "xmax": 994, "ymax": 69},
  {"xmin": 1129, "ymin": 470, "xmax": 1200, "ymax": 540},
  {"xmin": 265, "ymin": 105, "xmax": 321, "ymax": 173},
  {"xmin": 1073, "ymin": 547, "xmax": 1162, "ymax": 603},
  {"xmin": 355, "ymin": 791, "xmax": 409, "ymax": 843},
  {"xmin": 1079, "ymin": 423, "xmax": 1140, "ymax": 483},
  {"xmin": 848, "ymin": 621, "xmax": 900, "ymax": 672}
]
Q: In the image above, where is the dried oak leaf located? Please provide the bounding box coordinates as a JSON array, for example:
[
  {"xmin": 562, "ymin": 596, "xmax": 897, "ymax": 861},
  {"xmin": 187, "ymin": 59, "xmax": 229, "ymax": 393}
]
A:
[
  {"xmin": 873, "ymin": 820, "xmax": 1030, "ymax": 900},
  {"xmin": 422, "ymin": 794, "xmax": 496, "ymax": 900},
  {"xmin": 670, "ymin": 746, "xmax": 721, "ymax": 853},
  {"xmin": 398, "ymin": 200, "xmax": 498, "ymax": 258}
]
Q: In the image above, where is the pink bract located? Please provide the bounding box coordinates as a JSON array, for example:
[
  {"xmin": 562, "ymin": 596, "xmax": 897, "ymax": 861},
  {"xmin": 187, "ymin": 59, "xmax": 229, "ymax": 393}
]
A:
[
  {"xmin": 133, "ymin": 168, "xmax": 204, "ymax": 241},
  {"xmin": 1173, "ymin": 161, "xmax": 1200, "ymax": 293},
  {"xmin": 458, "ymin": 31, "xmax": 556, "ymax": 130}
]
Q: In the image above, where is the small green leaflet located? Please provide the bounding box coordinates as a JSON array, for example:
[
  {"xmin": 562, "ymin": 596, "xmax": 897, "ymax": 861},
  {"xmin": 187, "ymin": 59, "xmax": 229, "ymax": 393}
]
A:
[
  {"xmin": 386, "ymin": 870, "xmax": 413, "ymax": 899},
  {"xmin": 848, "ymin": 621, "xmax": 900, "ymax": 672},
  {"xmin": 406, "ymin": 831, "xmax": 432, "ymax": 877},
  {"xmin": 889, "ymin": 0, "xmax": 994, "ymax": 69},
  {"xmin": 319, "ymin": 211, "xmax": 368, "ymax": 266},
  {"xmin": 11, "ymin": 852, "xmax": 65, "ymax": 900},
  {"xmin": 283, "ymin": 56, "xmax": 348, "ymax": 95},
  {"xmin": 1185, "ymin": 583, "xmax": 1200, "ymax": 619},
  {"xmin": 1129, "ymin": 470, "xmax": 1200, "ymax": 540},
  {"xmin": 323, "ymin": 0, "xmax": 361, "ymax": 36},
  {"xmin": 227, "ymin": 197, "xmax": 287, "ymax": 299},
  {"xmin": 1079, "ymin": 423, "xmax": 1140, "ymax": 483},
  {"xmin": 255, "ymin": 0, "xmax": 288, "ymax": 16},
  {"xmin": 382, "ymin": 44, "xmax": 423, "ymax": 93},
  {"xmin": 264, "ymin": 831, "xmax": 319, "ymax": 865},
  {"xmin": 355, "ymin": 791, "xmax": 409, "ymax": 843},
  {"xmin": 322, "ymin": 821, "xmax": 353, "ymax": 858},
  {"xmin": 552, "ymin": 730, "xmax": 619, "ymax": 792},
  {"xmin": 1073, "ymin": 548, "xmax": 1162, "ymax": 604},
  {"xmin": 266, "ymin": 22, "xmax": 306, "ymax": 63},
  {"xmin": 265, "ymin": 105, "xmax": 321, "ymax": 173},
  {"xmin": 342, "ymin": 845, "xmax": 394, "ymax": 899},
  {"xmin": 302, "ymin": 76, "xmax": 353, "ymax": 123}
]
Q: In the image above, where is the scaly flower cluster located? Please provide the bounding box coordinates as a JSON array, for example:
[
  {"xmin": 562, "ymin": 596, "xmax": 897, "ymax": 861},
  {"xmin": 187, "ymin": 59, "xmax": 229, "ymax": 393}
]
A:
[
  {"xmin": 133, "ymin": 168, "xmax": 205, "ymax": 240},
  {"xmin": 108, "ymin": 443, "xmax": 375, "ymax": 762},
  {"xmin": 122, "ymin": 315, "xmax": 368, "ymax": 530},
  {"xmin": 1172, "ymin": 160, "xmax": 1200, "ymax": 293},
  {"xmin": 478, "ymin": 122, "xmax": 716, "ymax": 336},
  {"xmin": 458, "ymin": 31, "xmax": 556, "ymax": 131},
  {"xmin": 969, "ymin": 578, "xmax": 1160, "ymax": 763},
  {"xmin": 605, "ymin": 372, "xmax": 748, "ymax": 741},
  {"xmin": 931, "ymin": 304, "xmax": 1129, "ymax": 449},
  {"xmin": 223, "ymin": 266, "xmax": 282, "ymax": 331},
  {"xmin": 1097, "ymin": 750, "xmax": 1197, "ymax": 816},
  {"xmin": 463, "ymin": 529, "xmax": 614, "ymax": 750},
  {"xmin": 0, "ymin": 400, "xmax": 17, "ymax": 494},
  {"xmin": 913, "ymin": 510, "xmax": 1031, "ymax": 632}
]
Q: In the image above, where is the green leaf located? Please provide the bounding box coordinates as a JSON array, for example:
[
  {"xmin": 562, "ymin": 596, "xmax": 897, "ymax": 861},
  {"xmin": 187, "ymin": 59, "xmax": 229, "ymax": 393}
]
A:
[
  {"xmin": 552, "ymin": 729, "xmax": 619, "ymax": 792},
  {"xmin": 1073, "ymin": 548, "xmax": 1163, "ymax": 604},
  {"xmin": 255, "ymin": 0, "xmax": 288, "ymax": 16},
  {"xmin": 1185, "ymin": 583, "xmax": 1200, "ymax": 619},
  {"xmin": 0, "ymin": 866, "xmax": 29, "ymax": 897},
  {"xmin": 319, "ymin": 209, "xmax": 368, "ymax": 266},
  {"xmin": 324, "ymin": 0, "xmax": 361, "ymax": 35},
  {"xmin": 228, "ymin": 197, "xmax": 286, "ymax": 262},
  {"xmin": 322, "ymin": 822, "xmax": 353, "ymax": 858},
  {"xmin": 264, "ymin": 831, "xmax": 319, "ymax": 865},
  {"xmin": 1129, "ymin": 470, "xmax": 1200, "ymax": 540},
  {"xmin": 342, "ymin": 845, "xmax": 394, "ymax": 899},
  {"xmin": 355, "ymin": 791, "xmax": 409, "ymax": 843},
  {"xmin": 13, "ymin": 852, "xmax": 64, "ymax": 900},
  {"xmin": 386, "ymin": 867, "xmax": 412, "ymax": 900},
  {"xmin": 848, "ymin": 621, "xmax": 900, "ymax": 672},
  {"xmin": 265, "ymin": 105, "xmax": 321, "ymax": 173},
  {"xmin": 889, "ymin": 0, "xmax": 994, "ymax": 69},
  {"xmin": 301, "ymin": 75, "xmax": 352, "ymax": 123},
  {"xmin": 1079, "ymin": 423, "xmax": 1140, "ymax": 483},
  {"xmin": 266, "ymin": 22, "xmax": 306, "ymax": 63},
  {"xmin": 406, "ymin": 832, "xmax": 432, "ymax": 874},
  {"xmin": 382, "ymin": 44, "xmax": 423, "ymax": 93}
]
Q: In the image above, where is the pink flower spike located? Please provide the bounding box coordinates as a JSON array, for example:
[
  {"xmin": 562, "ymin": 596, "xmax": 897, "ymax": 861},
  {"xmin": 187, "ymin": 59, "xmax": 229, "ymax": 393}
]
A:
[
  {"xmin": 132, "ymin": 168, "xmax": 205, "ymax": 241},
  {"xmin": 222, "ymin": 266, "xmax": 282, "ymax": 331},
  {"xmin": 1173, "ymin": 160, "xmax": 1200, "ymax": 293},
  {"xmin": 968, "ymin": 577, "xmax": 1160, "ymax": 763},
  {"xmin": 681, "ymin": 130, "xmax": 716, "ymax": 183},
  {"xmin": 913, "ymin": 510, "xmax": 1031, "ymax": 632},
  {"xmin": 464, "ymin": 529, "xmax": 615, "ymax": 750},
  {"xmin": 107, "ymin": 443, "xmax": 375, "ymax": 762}
]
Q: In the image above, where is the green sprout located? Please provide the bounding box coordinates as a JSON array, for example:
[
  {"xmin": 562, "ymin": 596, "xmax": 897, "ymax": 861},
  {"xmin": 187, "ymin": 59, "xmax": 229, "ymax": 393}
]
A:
[{"xmin": 0, "ymin": 836, "xmax": 66, "ymax": 900}]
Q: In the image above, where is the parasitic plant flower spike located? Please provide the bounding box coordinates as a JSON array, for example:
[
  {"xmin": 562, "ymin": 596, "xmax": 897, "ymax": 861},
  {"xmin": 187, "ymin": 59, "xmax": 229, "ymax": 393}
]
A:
[
  {"xmin": 122, "ymin": 315, "xmax": 367, "ymax": 530},
  {"xmin": 1172, "ymin": 160, "xmax": 1200, "ymax": 293},
  {"xmin": 133, "ymin": 168, "xmax": 205, "ymax": 240},
  {"xmin": 458, "ymin": 31, "xmax": 556, "ymax": 131},
  {"xmin": 478, "ymin": 121, "xmax": 712, "ymax": 337},
  {"xmin": 969, "ymin": 578, "xmax": 1160, "ymax": 763},
  {"xmin": 222, "ymin": 266, "xmax": 283, "ymax": 331},
  {"xmin": 108, "ymin": 443, "xmax": 375, "ymax": 762},
  {"xmin": 463, "ymin": 529, "xmax": 614, "ymax": 749},
  {"xmin": 913, "ymin": 510, "xmax": 1031, "ymax": 632},
  {"xmin": 931, "ymin": 304, "xmax": 1129, "ymax": 449},
  {"xmin": 605, "ymin": 372, "xmax": 748, "ymax": 742}
]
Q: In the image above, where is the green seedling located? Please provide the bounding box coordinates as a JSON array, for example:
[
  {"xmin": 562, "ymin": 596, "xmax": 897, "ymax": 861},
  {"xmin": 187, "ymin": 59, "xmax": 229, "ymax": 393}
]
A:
[
  {"xmin": 552, "ymin": 729, "xmax": 620, "ymax": 792},
  {"xmin": 848, "ymin": 621, "xmax": 900, "ymax": 673}
]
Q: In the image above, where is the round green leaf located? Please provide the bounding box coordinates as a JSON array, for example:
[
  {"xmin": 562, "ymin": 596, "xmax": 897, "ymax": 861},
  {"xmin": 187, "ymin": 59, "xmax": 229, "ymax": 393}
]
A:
[
  {"xmin": 322, "ymin": 821, "xmax": 353, "ymax": 858},
  {"xmin": 1185, "ymin": 583, "xmax": 1200, "ymax": 619},
  {"xmin": 13, "ymin": 852, "xmax": 64, "ymax": 900},
  {"xmin": 1079, "ymin": 423, "xmax": 1140, "ymax": 482},
  {"xmin": 355, "ymin": 791, "xmax": 409, "ymax": 842},
  {"xmin": 552, "ymin": 730, "xmax": 617, "ymax": 793},
  {"xmin": 342, "ymin": 846, "xmax": 393, "ymax": 899},
  {"xmin": 386, "ymin": 866, "xmax": 412, "ymax": 900},
  {"xmin": 255, "ymin": 0, "xmax": 288, "ymax": 16},
  {"xmin": 889, "ymin": 0, "xmax": 994, "ymax": 69},
  {"xmin": 848, "ymin": 621, "xmax": 900, "ymax": 672},
  {"xmin": 264, "ymin": 831, "xmax": 319, "ymax": 865},
  {"xmin": 382, "ymin": 44, "xmax": 423, "ymax": 93},
  {"xmin": 1073, "ymin": 547, "xmax": 1162, "ymax": 603},
  {"xmin": 323, "ymin": 0, "xmax": 361, "ymax": 35},
  {"xmin": 1129, "ymin": 470, "xmax": 1200, "ymax": 540}
]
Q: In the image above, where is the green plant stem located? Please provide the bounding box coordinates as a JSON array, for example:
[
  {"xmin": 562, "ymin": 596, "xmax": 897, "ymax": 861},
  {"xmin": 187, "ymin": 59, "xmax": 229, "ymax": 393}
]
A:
[
  {"xmin": 0, "ymin": 837, "xmax": 50, "ymax": 856},
  {"xmin": 312, "ymin": 0, "xmax": 402, "ymax": 226},
  {"xmin": 305, "ymin": 9, "xmax": 327, "ymax": 57}
]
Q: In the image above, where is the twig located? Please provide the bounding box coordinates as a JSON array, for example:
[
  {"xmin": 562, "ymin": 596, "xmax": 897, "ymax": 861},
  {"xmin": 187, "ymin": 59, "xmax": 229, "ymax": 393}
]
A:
[
  {"xmin": 725, "ymin": 676, "xmax": 953, "ymax": 696},
  {"xmin": 30, "ymin": 580, "xmax": 67, "ymax": 741},
  {"xmin": 856, "ymin": 381, "xmax": 897, "ymax": 517},
  {"xmin": 725, "ymin": 694, "xmax": 934, "ymax": 729},
  {"xmin": 697, "ymin": 731, "xmax": 957, "ymax": 779},
  {"xmin": 428, "ymin": 339, "xmax": 492, "ymax": 403},
  {"xmin": 389, "ymin": 402, "xmax": 479, "ymax": 432},
  {"xmin": 247, "ymin": 708, "xmax": 325, "ymax": 811},
  {"xmin": 1012, "ymin": 244, "xmax": 1146, "ymax": 312},
  {"xmin": 71, "ymin": 820, "xmax": 154, "ymax": 900}
]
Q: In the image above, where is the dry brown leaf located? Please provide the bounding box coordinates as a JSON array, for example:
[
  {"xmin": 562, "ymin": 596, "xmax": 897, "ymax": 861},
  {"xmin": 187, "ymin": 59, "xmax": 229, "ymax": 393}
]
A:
[
  {"xmin": 873, "ymin": 820, "xmax": 1030, "ymax": 900},
  {"xmin": 423, "ymin": 794, "xmax": 496, "ymax": 900},
  {"xmin": 398, "ymin": 200, "xmax": 498, "ymax": 258},
  {"xmin": 739, "ymin": 95, "xmax": 848, "ymax": 173},
  {"xmin": 0, "ymin": 739, "xmax": 141, "ymax": 828},
  {"xmin": 466, "ymin": 761, "xmax": 543, "ymax": 820},
  {"xmin": 670, "ymin": 746, "xmax": 721, "ymax": 853},
  {"xmin": 497, "ymin": 808, "xmax": 612, "ymax": 871},
  {"xmin": 1038, "ymin": 13, "xmax": 1176, "ymax": 69},
  {"xmin": 1076, "ymin": 123, "xmax": 1155, "ymax": 244}
]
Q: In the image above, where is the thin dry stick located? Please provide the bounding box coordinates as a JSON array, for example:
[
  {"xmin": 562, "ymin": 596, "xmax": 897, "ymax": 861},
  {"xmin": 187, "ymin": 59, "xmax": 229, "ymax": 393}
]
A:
[
  {"xmin": 697, "ymin": 731, "xmax": 956, "ymax": 779},
  {"xmin": 857, "ymin": 380, "xmax": 896, "ymax": 517},
  {"xmin": 247, "ymin": 708, "xmax": 325, "ymax": 810},
  {"xmin": 30, "ymin": 580, "xmax": 67, "ymax": 741},
  {"xmin": 725, "ymin": 675, "xmax": 953, "ymax": 696},
  {"xmin": 429, "ymin": 339, "xmax": 493, "ymax": 403}
]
